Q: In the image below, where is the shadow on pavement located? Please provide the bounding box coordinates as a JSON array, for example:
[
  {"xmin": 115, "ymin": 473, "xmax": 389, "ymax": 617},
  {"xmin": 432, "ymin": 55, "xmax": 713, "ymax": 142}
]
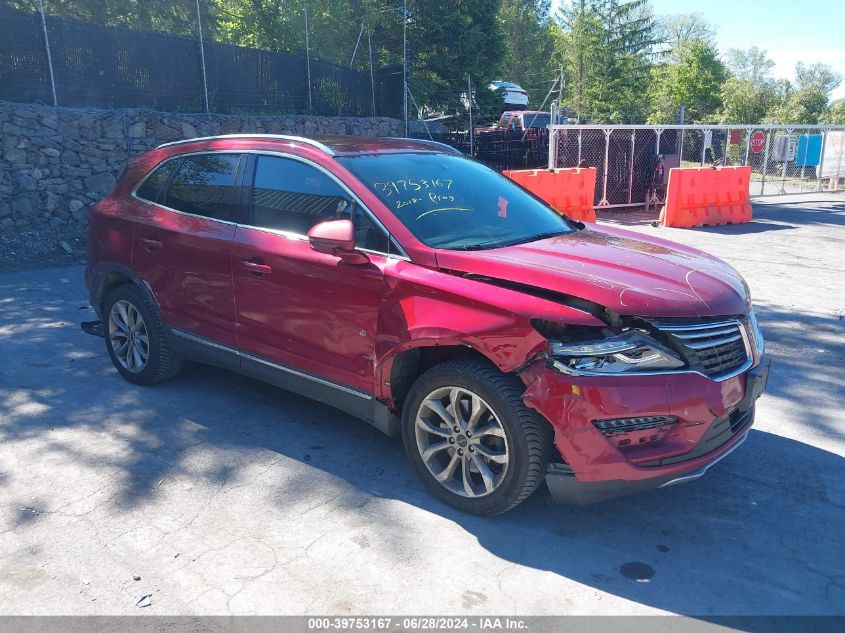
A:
[{"xmin": 1, "ymin": 269, "xmax": 844, "ymax": 616}]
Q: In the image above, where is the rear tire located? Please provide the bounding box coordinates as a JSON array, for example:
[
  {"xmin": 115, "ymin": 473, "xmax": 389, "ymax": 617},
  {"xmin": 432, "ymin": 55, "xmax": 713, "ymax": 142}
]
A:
[
  {"xmin": 103, "ymin": 284, "xmax": 183, "ymax": 385},
  {"xmin": 401, "ymin": 359, "xmax": 553, "ymax": 516}
]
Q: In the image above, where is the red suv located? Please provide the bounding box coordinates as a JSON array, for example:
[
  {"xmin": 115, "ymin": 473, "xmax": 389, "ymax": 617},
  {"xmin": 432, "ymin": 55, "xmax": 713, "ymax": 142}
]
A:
[{"xmin": 86, "ymin": 135, "xmax": 770, "ymax": 515}]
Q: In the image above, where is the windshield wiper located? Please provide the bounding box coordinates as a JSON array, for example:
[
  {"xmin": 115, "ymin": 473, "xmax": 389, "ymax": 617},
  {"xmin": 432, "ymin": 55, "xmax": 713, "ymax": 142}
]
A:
[
  {"xmin": 500, "ymin": 230, "xmax": 571, "ymax": 247},
  {"xmin": 460, "ymin": 241, "xmax": 503, "ymax": 251}
]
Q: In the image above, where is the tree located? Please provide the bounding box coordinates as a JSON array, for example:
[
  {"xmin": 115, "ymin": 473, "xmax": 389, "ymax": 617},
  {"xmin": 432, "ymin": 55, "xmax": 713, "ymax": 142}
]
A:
[
  {"xmin": 408, "ymin": 0, "xmax": 505, "ymax": 112},
  {"xmin": 821, "ymin": 99, "xmax": 845, "ymax": 124},
  {"xmin": 655, "ymin": 12, "xmax": 716, "ymax": 60},
  {"xmin": 497, "ymin": 0, "xmax": 558, "ymax": 108},
  {"xmin": 763, "ymin": 63, "xmax": 842, "ymax": 124},
  {"xmin": 725, "ymin": 47, "xmax": 775, "ymax": 84},
  {"xmin": 647, "ymin": 41, "xmax": 727, "ymax": 123},
  {"xmin": 719, "ymin": 47, "xmax": 777, "ymax": 124},
  {"xmin": 556, "ymin": 0, "xmax": 656, "ymax": 122},
  {"xmin": 10, "ymin": 0, "xmax": 217, "ymax": 36}
]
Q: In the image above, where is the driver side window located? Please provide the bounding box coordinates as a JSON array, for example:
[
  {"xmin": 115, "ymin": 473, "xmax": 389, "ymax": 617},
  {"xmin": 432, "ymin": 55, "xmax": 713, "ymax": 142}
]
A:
[
  {"xmin": 250, "ymin": 156, "xmax": 352, "ymax": 235},
  {"xmin": 248, "ymin": 155, "xmax": 392, "ymax": 254}
]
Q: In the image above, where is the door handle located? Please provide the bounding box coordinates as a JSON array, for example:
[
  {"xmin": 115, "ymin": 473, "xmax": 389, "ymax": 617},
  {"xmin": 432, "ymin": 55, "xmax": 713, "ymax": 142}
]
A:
[
  {"xmin": 140, "ymin": 237, "xmax": 163, "ymax": 251},
  {"xmin": 240, "ymin": 259, "xmax": 272, "ymax": 276}
]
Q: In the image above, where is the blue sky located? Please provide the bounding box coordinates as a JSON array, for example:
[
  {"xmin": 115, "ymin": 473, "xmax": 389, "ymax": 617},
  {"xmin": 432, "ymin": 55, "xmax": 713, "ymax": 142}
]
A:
[{"xmin": 550, "ymin": 0, "xmax": 845, "ymax": 100}]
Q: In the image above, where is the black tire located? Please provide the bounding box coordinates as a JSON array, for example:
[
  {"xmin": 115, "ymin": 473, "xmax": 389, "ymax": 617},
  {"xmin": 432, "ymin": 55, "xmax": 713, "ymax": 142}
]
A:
[
  {"xmin": 401, "ymin": 359, "xmax": 553, "ymax": 516},
  {"xmin": 102, "ymin": 284, "xmax": 183, "ymax": 385}
]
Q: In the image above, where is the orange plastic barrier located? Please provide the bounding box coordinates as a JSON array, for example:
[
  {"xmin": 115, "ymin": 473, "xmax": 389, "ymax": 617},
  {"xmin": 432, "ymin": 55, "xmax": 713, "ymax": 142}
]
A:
[
  {"xmin": 503, "ymin": 167, "xmax": 597, "ymax": 223},
  {"xmin": 659, "ymin": 166, "xmax": 753, "ymax": 228}
]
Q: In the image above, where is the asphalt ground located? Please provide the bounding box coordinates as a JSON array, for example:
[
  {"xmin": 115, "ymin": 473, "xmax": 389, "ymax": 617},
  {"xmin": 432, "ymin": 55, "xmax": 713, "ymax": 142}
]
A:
[{"xmin": 1, "ymin": 194, "xmax": 843, "ymax": 617}]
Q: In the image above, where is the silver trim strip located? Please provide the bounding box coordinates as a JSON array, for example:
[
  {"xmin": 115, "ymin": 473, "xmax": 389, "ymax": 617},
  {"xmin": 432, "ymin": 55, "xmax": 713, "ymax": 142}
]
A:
[
  {"xmin": 654, "ymin": 319, "xmax": 742, "ymax": 331},
  {"xmin": 170, "ymin": 328, "xmax": 372, "ymax": 400},
  {"xmin": 659, "ymin": 433, "xmax": 748, "ymax": 488},
  {"xmin": 239, "ymin": 352, "xmax": 372, "ymax": 400},
  {"xmin": 171, "ymin": 328, "xmax": 236, "ymax": 354},
  {"xmin": 684, "ymin": 333, "xmax": 744, "ymax": 350},
  {"xmin": 156, "ymin": 134, "xmax": 335, "ymax": 155}
]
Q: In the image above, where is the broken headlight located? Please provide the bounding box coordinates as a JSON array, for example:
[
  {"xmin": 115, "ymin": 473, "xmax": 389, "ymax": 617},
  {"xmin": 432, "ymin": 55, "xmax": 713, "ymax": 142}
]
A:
[{"xmin": 549, "ymin": 330, "xmax": 684, "ymax": 375}]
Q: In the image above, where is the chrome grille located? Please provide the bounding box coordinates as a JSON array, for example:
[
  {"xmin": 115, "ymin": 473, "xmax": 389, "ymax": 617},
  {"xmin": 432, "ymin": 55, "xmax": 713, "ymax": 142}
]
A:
[{"xmin": 654, "ymin": 320, "xmax": 750, "ymax": 379}]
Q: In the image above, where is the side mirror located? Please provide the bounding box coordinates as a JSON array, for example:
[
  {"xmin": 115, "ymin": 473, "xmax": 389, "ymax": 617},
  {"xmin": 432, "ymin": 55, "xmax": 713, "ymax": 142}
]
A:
[{"xmin": 307, "ymin": 219, "xmax": 369, "ymax": 264}]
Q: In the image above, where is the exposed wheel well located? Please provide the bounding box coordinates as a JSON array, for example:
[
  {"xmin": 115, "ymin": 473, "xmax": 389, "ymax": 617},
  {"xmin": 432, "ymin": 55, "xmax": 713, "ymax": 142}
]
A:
[
  {"xmin": 389, "ymin": 345, "xmax": 496, "ymax": 413},
  {"xmin": 388, "ymin": 345, "xmax": 563, "ymax": 463},
  {"xmin": 97, "ymin": 271, "xmax": 134, "ymax": 314}
]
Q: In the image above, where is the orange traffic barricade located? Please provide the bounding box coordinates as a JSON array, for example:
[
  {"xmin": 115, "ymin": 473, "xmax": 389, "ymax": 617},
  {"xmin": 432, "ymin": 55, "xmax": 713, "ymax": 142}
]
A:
[
  {"xmin": 659, "ymin": 166, "xmax": 753, "ymax": 228},
  {"xmin": 503, "ymin": 167, "xmax": 597, "ymax": 223}
]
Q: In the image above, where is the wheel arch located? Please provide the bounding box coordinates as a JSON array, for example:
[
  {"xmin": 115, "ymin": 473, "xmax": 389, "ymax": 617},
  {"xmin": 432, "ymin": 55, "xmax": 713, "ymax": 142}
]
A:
[
  {"xmin": 379, "ymin": 340, "xmax": 517, "ymax": 413},
  {"xmin": 90, "ymin": 263, "xmax": 157, "ymax": 318}
]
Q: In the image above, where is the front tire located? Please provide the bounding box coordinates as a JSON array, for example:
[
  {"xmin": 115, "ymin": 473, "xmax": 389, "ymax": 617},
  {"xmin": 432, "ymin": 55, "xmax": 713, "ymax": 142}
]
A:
[
  {"xmin": 103, "ymin": 284, "xmax": 183, "ymax": 385},
  {"xmin": 401, "ymin": 359, "xmax": 553, "ymax": 515}
]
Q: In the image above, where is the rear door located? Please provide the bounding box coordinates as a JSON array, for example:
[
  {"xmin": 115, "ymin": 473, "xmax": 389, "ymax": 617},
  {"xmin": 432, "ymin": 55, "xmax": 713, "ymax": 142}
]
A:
[
  {"xmin": 131, "ymin": 152, "xmax": 246, "ymax": 348},
  {"xmin": 232, "ymin": 153, "xmax": 394, "ymax": 395}
]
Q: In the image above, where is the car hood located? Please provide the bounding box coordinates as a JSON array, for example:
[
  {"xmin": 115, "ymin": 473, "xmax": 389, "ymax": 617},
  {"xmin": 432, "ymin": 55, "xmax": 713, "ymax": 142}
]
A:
[{"xmin": 434, "ymin": 224, "xmax": 749, "ymax": 318}]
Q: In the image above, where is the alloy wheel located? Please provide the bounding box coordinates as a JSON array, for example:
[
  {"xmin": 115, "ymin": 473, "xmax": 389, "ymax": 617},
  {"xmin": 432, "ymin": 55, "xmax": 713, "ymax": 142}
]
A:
[
  {"xmin": 108, "ymin": 299, "xmax": 150, "ymax": 373},
  {"xmin": 414, "ymin": 386, "xmax": 510, "ymax": 498}
]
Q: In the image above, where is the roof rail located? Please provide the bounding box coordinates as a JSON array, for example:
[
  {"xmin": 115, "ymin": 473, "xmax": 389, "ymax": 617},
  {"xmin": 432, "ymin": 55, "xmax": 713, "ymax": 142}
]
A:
[
  {"xmin": 394, "ymin": 137, "xmax": 463, "ymax": 155},
  {"xmin": 156, "ymin": 134, "xmax": 335, "ymax": 155}
]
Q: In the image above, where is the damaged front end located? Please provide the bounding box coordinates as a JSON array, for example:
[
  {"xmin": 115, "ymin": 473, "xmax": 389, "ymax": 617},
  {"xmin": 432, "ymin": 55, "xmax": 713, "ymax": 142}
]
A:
[{"xmin": 519, "ymin": 310, "xmax": 771, "ymax": 504}]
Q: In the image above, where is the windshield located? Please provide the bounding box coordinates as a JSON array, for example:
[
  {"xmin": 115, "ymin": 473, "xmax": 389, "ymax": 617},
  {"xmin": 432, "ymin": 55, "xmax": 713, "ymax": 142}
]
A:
[{"xmin": 336, "ymin": 153, "xmax": 575, "ymax": 251}]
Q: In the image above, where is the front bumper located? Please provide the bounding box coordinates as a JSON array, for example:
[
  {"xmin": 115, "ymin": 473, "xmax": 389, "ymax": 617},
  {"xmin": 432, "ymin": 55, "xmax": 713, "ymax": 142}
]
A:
[{"xmin": 524, "ymin": 354, "xmax": 771, "ymax": 504}]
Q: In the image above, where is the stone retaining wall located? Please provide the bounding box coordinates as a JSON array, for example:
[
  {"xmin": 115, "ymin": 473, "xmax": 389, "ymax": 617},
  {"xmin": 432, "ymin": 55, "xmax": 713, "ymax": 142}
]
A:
[{"xmin": 0, "ymin": 101, "xmax": 402, "ymax": 233}]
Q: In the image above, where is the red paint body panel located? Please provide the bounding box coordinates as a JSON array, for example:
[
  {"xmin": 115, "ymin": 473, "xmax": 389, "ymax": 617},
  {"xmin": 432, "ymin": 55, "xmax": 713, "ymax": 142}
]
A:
[
  {"xmin": 232, "ymin": 226, "xmax": 384, "ymax": 393},
  {"xmin": 131, "ymin": 199, "xmax": 238, "ymax": 347},
  {"xmin": 85, "ymin": 134, "xmax": 765, "ymax": 502},
  {"xmin": 522, "ymin": 364, "xmax": 748, "ymax": 482}
]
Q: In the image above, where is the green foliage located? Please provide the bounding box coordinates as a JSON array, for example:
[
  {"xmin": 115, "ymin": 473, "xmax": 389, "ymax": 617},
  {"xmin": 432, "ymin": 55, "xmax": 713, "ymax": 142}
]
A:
[
  {"xmin": 762, "ymin": 63, "xmax": 842, "ymax": 125},
  {"xmin": 556, "ymin": 0, "xmax": 655, "ymax": 122},
  {"xmin": 9, "ymin": 0, "xmax": 214, "ymax": 36},
  {"xmin": 718, "ymin": 47, "xmax": 777, "ymax": 124},
  {"xmin": 821, "ymin": 99, "xmax": 845, "ymax": 125},
  {"xmin": 725, "ymin": 46, "xmax": 775, "ymax": 84},
  {"xmin": 647, "ymin": 41, "xmax": 727, "ymax": 123},
  {"xmin": 655, "ymin": 12, "xmax": 716, "ymax": 60},
  {"xmin": 408, "ymin": 0, "xmax": 504, "ymax": 112},
  {"xmin": 497, "ymin": 0, "xmax": 557, "ymax": 107}
]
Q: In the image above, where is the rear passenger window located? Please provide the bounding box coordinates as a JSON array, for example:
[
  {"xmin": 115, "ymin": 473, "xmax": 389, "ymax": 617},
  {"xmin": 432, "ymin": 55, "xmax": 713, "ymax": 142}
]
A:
[
  {"xmin": 250, "ymin": 156, "xmax": 353, "ymax": 235},
  {"xmin": 163, "ymin": 154, "xmax": 242, "ymax": 221},
  {"xmin": 136, "ymin": 159, "xmax": 178, "ymax": 203}
]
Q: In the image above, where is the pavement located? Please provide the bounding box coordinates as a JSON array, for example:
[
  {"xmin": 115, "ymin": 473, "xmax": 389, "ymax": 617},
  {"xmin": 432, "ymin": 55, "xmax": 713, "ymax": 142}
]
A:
[{"xmin": 0, "ymin": 194, "xmax": 844, "ymax": 617}]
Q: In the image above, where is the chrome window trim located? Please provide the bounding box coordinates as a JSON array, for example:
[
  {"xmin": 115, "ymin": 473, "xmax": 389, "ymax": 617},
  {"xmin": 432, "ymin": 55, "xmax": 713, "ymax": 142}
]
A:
[
  {"xmin": 239, "ymin": 150, "xmax": 411, "ymax": 261},
  {"xmin": 170, "ymin": 328, "xmax": 372, "ymax": 400},
  {"xmin": 156, "ymin": 134, "xmax": 335, "ymax": 155},
  {"xmin": 130, "ymin": 151, "xmax": 243, "ymax": 227},
  {"xmin": 130, "ymin": 149, "xmax": 411, "ymax": 261}
]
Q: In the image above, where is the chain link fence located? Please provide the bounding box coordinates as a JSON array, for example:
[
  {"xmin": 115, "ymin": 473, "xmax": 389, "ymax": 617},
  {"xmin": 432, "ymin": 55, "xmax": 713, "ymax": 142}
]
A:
[
  {"xmin": 549, "ymin": 125, "xmax": 845, "ymax": 209},
  {"xmin": 0, "ymin": 4, "xmax": 403, "ymax": 117}
]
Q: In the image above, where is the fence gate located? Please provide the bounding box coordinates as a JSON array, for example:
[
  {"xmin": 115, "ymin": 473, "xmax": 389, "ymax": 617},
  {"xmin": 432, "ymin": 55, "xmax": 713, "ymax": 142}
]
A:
[{"xmin": 548, "ymin": 124, "xmax": 845, "ymax": 210}]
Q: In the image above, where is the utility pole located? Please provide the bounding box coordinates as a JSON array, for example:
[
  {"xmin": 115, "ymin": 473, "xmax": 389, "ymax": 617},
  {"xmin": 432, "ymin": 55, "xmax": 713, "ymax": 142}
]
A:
[
  {"xmin": 195, "ymin": 0, "xmax": 209, "ymax": 113},
  {"xmin": 36, "ymin": 0, "xmax": 57, "ymax": 107},
  {"xmin": 402, "ymin": 0, "xmax": 408, "ymax": 136},
  {"xmin": 368, "ymin": 34, "xmax": 375, "ymax": 117},
  {"xmin": 467, "ymin": 76, "xmax": 474, "ymax": 157},
  {"xmin": 304, "ymin": 4, "xmax": 312, "ymax": 111},
  {"xmin": 557, "ymin": 67, "xmax": 564, "ymax": 117}
]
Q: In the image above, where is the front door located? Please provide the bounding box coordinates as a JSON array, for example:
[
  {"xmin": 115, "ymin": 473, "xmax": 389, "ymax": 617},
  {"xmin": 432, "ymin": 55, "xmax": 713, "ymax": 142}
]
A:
[{"xmin": 232, "ymin": 154, "xmax": 393, "ymax": 395}]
